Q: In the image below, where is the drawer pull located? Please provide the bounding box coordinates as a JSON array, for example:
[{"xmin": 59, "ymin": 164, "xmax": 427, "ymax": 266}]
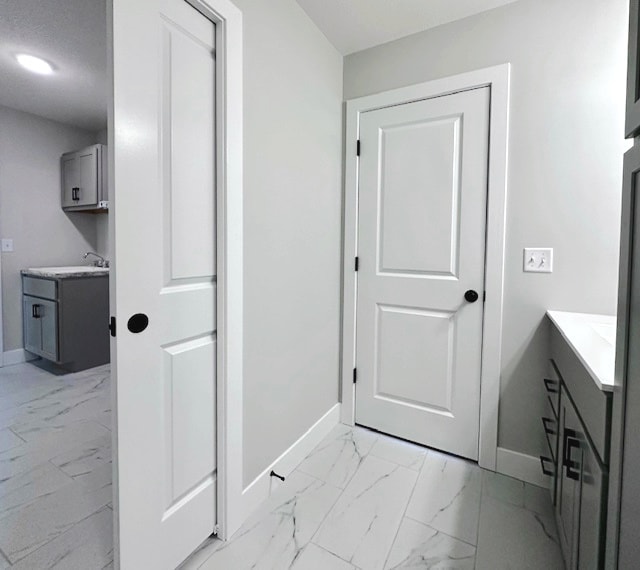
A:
[
  {"xmin": 543, "ymin": 378, "xmax": 559, "ymax": 394},
  {"xmin": 563, "ymin": 428, "xmax": 581, "ymax": 481},
  {"xmin": 32, "ymin": 304, "xmax": 41, "ymax": 319},
  {"xmin": 540, "ymin": 455, "xmax": 554, "ymax": 476},
  {"xmin": 542, "ymin": 417, "xmax": 557, "ymax": 435}
]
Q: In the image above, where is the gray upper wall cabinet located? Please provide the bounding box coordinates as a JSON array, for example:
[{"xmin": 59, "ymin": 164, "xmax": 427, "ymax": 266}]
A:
[
  {"xmin": 61, "ymin": 143, "xmax": 108, "ymax": 212},
  {"xmin": 627, "ymin": 0, "xmax": 640, "ymax": 137}
]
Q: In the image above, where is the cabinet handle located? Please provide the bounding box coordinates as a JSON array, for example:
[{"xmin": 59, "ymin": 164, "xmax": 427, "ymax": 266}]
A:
[
  {"xmin": 32, "ymin": 304, "xmax": 41, "ymax": 319},
  {"xmin": 563, "ymin": 428, "xmax": 581, "ymax": 481},
  {"xmin": 72, "ymin": 187, "xmax": 80, "ymax": 201},
  {"xmin": 542, "ymin": 417, "xmax": 557, "ymax": 435},
  {"xmin": 543, "ymin": 378, "xmax": 559, "ymax": 394},
  {"xmin": 540, "ymin": 455, "xmax": 554, "ymax": 476}
]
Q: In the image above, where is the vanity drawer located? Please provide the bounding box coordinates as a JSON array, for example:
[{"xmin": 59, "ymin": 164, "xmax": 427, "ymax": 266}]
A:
[
  {"xmin": 550, "ymin": 325, "xmax": 612, "ymax": 464},
  {"xmin": 542, "ymin": 396, "xmax": 559, "ymax": 462},
  {"xmin": 544, "ymin": 360, "xmax": 561, "ymax": 419},
  {"xmin": 22, "ymin": 276, "xmax": 57, "ymax": 301}
]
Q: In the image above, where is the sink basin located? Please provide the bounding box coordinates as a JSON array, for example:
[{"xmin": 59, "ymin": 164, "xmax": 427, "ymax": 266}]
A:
[
  {"xmin": 591, "ymin": 322, "xmax": 616, "ymax": 346},
  {"xmin": 26, "ymin": 266, "xmax": 109, "ymax": 275}
]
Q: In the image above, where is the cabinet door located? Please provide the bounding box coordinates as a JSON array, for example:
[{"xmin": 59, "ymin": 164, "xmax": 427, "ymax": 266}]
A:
[
  {"xmin": 557, "ymin": 398, "xmax": 582, "ymax": 569},
  {"xmin": 577, "ymin": 438, "xmax": 606, "ymax": 569},
  {"xmin": 39, "ymin": 299, "xmax": 58, "ymax": 361},
  {"xmin": 75, "ymin": 146, "xmax": 99, "ymax": 207},
  {"xmin": 61, "ymin": 153, "xmax": 78, "ymax": 208},
  {"xmin": 23, "ymin": 296, "xmax": 42, "ymax": 354},
  {"xmin": 628, "ymin": 0, "xmax": 640, "ymax": 137}
]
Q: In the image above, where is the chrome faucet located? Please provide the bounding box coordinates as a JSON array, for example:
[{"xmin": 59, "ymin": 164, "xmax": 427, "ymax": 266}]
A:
[{"xmin": 83, "ymin": 252, "xmax": 109, "ymax": 268}]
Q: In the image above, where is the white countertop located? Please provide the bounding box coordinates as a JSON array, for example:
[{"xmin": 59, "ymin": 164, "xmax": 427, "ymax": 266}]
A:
[
  {"xmin": 547, "ymin": 310, "xmax": 616, "ymax": 392},
  {"xmin": 22, "ymin": 266, "xmax": 109, "ymax": 278}
]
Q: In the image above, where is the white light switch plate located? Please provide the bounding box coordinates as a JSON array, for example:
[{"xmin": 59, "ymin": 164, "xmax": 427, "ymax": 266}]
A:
[
  {"xmin": 1, "ymin": 239, "xmax": 13, "ymax": 253},
  {"xmin": 524, "ymin": 248, "xmax": 553, "ymax": 273}
]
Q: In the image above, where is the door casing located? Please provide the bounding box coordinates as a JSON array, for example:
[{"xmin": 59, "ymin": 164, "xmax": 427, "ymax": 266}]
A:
[
  {"xmin": 340, "ymin": 64, "xmax": 510, "ymax": 471},
  {"xmin": 108, "ymin": 0, "xmax": 244, "ymax": 552}
]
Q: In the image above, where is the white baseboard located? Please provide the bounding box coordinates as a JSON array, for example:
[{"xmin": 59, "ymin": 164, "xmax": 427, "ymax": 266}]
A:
[
  {"xmin": 240, "ymin": 403, "xmax": 341, "ymax": 525},
  {"xmin": 496, "ymin": 446, "xmax": 550, "ymax": 488},
  {"xmin": 2, "ymin": 349, "xmax": 37, "ymax": 367}
]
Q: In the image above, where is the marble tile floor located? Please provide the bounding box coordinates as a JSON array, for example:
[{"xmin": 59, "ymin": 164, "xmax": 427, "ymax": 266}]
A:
[
  {"xmin": 0, "ymin": 361, "xmax": 564, "ymax": 569},
  {"xmin": 183, "ymin": 424, "xmax": 565, "ymax": 570},
  {"xmin": 0, "ymin": 360, "xmax": 113, "ymax": 569}
]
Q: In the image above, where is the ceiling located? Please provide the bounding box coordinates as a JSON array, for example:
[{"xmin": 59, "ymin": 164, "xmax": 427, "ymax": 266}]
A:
[
  {"xmin": 0, "ymin": 0, "xmax": 107, "ymax": 131},
  {"xmin": 296, "ymin": 0, "xmax": 521, "ymax": 55}
]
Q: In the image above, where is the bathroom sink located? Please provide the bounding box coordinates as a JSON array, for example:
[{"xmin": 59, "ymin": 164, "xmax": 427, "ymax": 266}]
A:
[
  {"xmin": 23, "ymin": 266, "xmax": 109, "ymax": 278},
  {"xmin": 590, "ymin": 322, "xmax": 616, "ymax": 346},
  {"xmin": 32, "ymin": 266, "xmax": 108, "ymax": 274}
]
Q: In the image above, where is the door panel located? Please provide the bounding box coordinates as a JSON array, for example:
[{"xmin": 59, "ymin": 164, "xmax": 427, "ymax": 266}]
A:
[
  {"xmin": 61, "ymin": 154, "xmax": 77, "ymax": 208},
  {"xmin": 76, "ymin": 147, "xmax": 99, "ymax": 206},
  {"xmin": 355, "ymin": 88, "xmax": 489, "ymax": 460},
  {"xmin": 39, "ymin": 299, "xmax": 58, "ymax": 361},
  {"xmin": 379, "ymin": 116, "xmax": 461, "ymax": 276},
  {"xmin": 23, "ymin": 296, "xmax": 42, "ymax": 354},
  {"xmin": 112, "ymin": 0, "xmax": 217, "ymax": 567}
]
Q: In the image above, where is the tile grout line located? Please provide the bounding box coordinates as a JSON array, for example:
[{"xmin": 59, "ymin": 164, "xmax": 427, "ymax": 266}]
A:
[
  {"xmin": 401, "ymin": 512, "xmax": 480, "ymax": 550},
  {"xmin": 380, "ymin": 449, "xmax": 430, "ymax": 570}
]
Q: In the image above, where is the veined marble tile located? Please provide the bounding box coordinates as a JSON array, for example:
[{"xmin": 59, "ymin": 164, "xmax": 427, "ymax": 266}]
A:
[
  {"xmin": 315, "ymin": 455, "xmax": 418, "ymax": 570},
  {"xmin": 405, "ymin": 451, "xmax": 482, "ymax": 545},
  {"xmin": 10, "ymin": 388, "xmax": 110, "ymax": 440},
  {"xmin": 73, "ymin": 460, "xmax": 112, "ymax": 492},
  {"xmin": 369, "ymin": 433, "xmax": 427, "ymax": 471},
  {"xmin": 385, "ymin": 518, "xmax": 475, "ymax": 569},
  {"xmin": 198, "ymin": 470, "xmax": 341, "ymax": 570},
  {"xmin": 475, "ymin": 494, "xmax": 564, "ymax": 570},
  {"xmin": 0, "ymin": 477, "xmax": 111, "ymax": 563},
  {"xmin": 0, "ymin": 462, "xmax": 72, "ymax": 520},
  {"xmin": 0, "ymin": 421, "xmax": 110, "ymax": 482},
  {"xmin": 298, "ymin": 424, "xmax": 378, "ymax": 489},
  {"xmin": 178, "ymin": 536, "xmax": 220, "ymax": 569},
  {"xmin": 0, "ymin": 428, "xmax": 24, "ymax": 452},
  {"xmin": 481, "ymin": 469, "xmax": 524, "ymax": 508},
  {"xmin": 292, "ymin": 543, "xmax": 356, "ymax": 570},
  {"xmin": 10, "ymin": 506, "xmax": 113, "ymax": 570},
  {"xmin": 524, "ymin": 482, "xmax": 554, "ymax": 518},
  {"xmin": 51, "ymin": 434, "xmax": 111, "ymax": 477}
]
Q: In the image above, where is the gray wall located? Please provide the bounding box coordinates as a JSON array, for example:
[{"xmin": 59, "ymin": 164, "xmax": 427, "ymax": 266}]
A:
[
  {"xmin": 0, "ymin": 106, "xmax": 102, "ymax": 353},
  {"xmin": 230, "ymin": 0, "xmax": 344, "ymax": 485},
  {"xmin": 344, "ymin": 0, "xmax": 628, "ymax": 458}
]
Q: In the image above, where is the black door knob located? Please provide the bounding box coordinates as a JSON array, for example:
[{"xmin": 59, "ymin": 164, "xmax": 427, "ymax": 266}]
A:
[
  {"xmin": 127, "ymin": 313, "xmax": 149, "ymax": 333},
  {"xmin": 464, "ymin": 290, "xmax": 479, "ymax": 303}
]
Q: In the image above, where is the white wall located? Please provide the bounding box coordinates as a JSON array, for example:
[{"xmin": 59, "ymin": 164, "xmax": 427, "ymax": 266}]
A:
[
  {"xmin": 0, "ymin": 106, "xmax": 101, "ymax": 352},
  {"xmin": 229, "ymin": 0, "xmax": 343, "ymax": 485},
  {"xmin": 344, "ymin": 0, "xmax": 628, "ymax": 458}
]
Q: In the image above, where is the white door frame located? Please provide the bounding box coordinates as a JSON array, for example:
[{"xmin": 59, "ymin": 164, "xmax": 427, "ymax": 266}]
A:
[
  {"xmin": 341, "ymin": 64, "xmax": 510, "ymax": 471},
  {"xmin": 108, "ymin": 0, "xmax": 243, "ymax": 548}
]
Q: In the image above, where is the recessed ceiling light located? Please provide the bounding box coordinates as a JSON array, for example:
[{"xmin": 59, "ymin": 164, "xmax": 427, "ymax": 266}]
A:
[{"xmin": 15, "ymin": 54, "xmax": 54, "ymax": 75}]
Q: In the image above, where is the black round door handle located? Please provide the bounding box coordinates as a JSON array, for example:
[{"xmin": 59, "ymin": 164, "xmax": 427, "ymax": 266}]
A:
[
  {"xmin": 464, "ymin": 290, "xmax": 479, "ymax": 303},
  {"xmin": 127, "ymin": 313, "xmax": 149, "ymax": 333}
]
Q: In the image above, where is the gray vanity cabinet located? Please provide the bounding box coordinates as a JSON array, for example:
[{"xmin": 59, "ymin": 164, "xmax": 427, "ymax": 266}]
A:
[
  {"xmin": 555, "ymin": 390, "xmax": 607, "ymax": 570},
  {"xmin": 23, "ymin": 295, "xmax": 57, "ymax": 360},
  {"xmin": 22, "ymin": 273, "xmax": 109, "ymax": 371},
  {"xmin": 542, "ymin": 322, "xmax": 613, "ymax": 569},
  {"xmin": 61, "ymin": 144, "xmax": 108, "ymax": 211}
]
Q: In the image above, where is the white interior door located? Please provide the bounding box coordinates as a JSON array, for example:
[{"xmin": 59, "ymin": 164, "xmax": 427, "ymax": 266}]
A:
[
  {"xmin": 355, "ymin": 87, "xmax": 490, "ymax": 460},
  {"xmin": 112, "ymin": 0, "xmax": 217, "ymax": 568}
]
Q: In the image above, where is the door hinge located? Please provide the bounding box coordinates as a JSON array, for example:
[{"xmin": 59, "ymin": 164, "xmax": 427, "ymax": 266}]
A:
[
  {"xmin": 109, "ymin": 316, "xmax": 116, "ymax": 337},
  {"xmin": 353, "ymin": 368, "xmax": 357, "ymax": 384},
  {"xmin": 356, "ymin": 140, "xmax": 361, "ymax": 156},
  {"xmin": 355, "ymin": 256, "xmax": 359, "ymax": 271},
  {"xmin": 483, "ymin": 291, "xmax": 486, "ymax": 302}
]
